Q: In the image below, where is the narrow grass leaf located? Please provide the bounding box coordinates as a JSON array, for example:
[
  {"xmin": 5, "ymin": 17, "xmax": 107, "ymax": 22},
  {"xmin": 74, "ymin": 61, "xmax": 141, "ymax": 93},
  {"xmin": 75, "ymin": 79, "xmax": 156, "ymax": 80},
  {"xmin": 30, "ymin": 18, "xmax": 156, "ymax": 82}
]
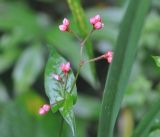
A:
[{"xmin": 98, "ymin": 0, "xmax": 150, "ymax": 137}]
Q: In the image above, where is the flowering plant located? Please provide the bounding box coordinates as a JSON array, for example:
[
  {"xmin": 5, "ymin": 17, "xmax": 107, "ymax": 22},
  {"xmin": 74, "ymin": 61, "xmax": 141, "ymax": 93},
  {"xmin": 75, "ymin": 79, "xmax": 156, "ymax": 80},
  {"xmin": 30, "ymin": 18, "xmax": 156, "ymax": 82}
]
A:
[
  {"xmin": 37, "ymin": 0, "xmax": 152, "ymax": 136},
  {"xmin": 39, "ymin": 15, "xmax": 113, "ymax": 136}
]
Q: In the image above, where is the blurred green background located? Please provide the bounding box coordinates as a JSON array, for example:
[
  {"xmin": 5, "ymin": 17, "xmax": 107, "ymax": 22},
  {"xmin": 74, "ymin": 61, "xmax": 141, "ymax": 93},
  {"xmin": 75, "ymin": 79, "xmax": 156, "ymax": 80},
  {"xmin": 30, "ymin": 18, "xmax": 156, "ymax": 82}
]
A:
[{"xmin": 0, "ymin": 0, "xmax": 160, "ymax": 137}]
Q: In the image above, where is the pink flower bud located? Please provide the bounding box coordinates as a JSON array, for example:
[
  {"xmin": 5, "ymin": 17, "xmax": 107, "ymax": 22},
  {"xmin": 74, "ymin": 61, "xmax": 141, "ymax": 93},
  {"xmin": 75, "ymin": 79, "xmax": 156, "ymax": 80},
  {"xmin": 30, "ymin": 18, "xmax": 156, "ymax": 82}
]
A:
[
  {"xmin": 38, "ymin": 104, "xmax": 51, "ymax": 115},
  {"xmin": 63, "ymin": 18, "xmax": 70, "ymax": 26},
  {"xmin": 39, "ymin": 107, "xmax": 46, "ymax": 115},
  {"xmin": 94, "ymin": 22, "xmax": 104, "ymax": 30},
  {"xmin": 107, "ymin": 57, "xmax": 112, "ymax": 63},
  {"xmin": 90, "ymin": 17, "xmax": 96, "ymax": 25},
  {"xmin": 59, "ymin": 24, "xmax": 68, "ymax": 32},
  {"xmin": 60, "ymin": 62, "xmax": 71, "ymax": 75},
  {"xmin": 51, "ymin": 73, "xmax": 61, "ymax": 81},
  {"xmin": 43, "ymin": 104, "xmax": 51, "ymax": 112},
  {"xmin": 94, "ymin": 14, "xmax": 101, "ymax": 22},
  {"xmin": 103, "ymin": 51, "xmax": 113, "ymax": 63}
]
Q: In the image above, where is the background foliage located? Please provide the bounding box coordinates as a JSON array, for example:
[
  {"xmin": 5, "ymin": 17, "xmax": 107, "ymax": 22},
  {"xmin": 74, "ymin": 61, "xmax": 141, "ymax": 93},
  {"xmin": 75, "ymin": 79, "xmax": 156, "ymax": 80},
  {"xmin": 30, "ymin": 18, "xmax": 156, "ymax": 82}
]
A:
[{"xmin": 0, "ymin": 0, "xmax": 160, "ymax": 137}]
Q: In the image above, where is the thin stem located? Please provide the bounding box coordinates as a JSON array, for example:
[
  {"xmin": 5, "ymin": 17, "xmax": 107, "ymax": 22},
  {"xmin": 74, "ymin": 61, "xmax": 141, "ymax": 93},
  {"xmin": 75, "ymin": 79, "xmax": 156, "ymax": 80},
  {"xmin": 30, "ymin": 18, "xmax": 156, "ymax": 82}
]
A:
[
  {"xmin": 83, "ymin": 55, "xmax": 104, "ymax": 65},
  {"xmin": 59, "ymin": 117, "xmax": 64, "ymax": 137},
  {"xmin": 80, "ymin": 46, "xmax": 83, "ymax": 60},
  {"xmin": 69, "ymin": 29, "xmax": 82, "ymax": 42},
  {"xmin": 70, "ymin": 63, "xmax": 82, "ymax": 93},
  {"xmin": 80, "ymin": 29, "xmax": 94, "ymax": 46},
  {"xmin": 69, "ymin": 29, "xmax": 94, "ymax": 93},
  {"xmin": 51, "ymin": 99, "xmax": 64, "ymax": 106},
  {"xmin": 80, "ymin": 28, "xmax": 94, "ymax": 59},
  {"xmin": 64, "ymin": 74, "xmax": 68, "ymax": 91}
]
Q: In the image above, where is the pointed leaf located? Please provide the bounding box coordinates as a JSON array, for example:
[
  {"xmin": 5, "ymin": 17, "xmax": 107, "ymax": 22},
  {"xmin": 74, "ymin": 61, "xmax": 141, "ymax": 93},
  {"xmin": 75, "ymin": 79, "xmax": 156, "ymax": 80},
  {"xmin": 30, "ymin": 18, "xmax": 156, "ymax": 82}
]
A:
[
  {"xmin": 44, "ymin": 50, "xmax": 77, "ymax": 136},
  {"xmin": 60, "ymin": 92, "xmax": 76, "ymax": 137},
  {"xmin": 98, "ymin": 0, "xmax": 150, "ymax": 137},
  {"xmin": 13, "ymin": 44, "xmax": 44, "ymax": 94}
]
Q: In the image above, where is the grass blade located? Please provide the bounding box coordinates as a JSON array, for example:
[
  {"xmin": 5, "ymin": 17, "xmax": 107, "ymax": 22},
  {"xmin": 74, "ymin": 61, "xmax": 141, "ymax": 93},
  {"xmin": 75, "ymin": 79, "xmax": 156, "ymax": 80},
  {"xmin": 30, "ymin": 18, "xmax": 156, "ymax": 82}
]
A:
[{"xmin": 97, "ymin": 0, "xmax": 150, "ymax": 137}]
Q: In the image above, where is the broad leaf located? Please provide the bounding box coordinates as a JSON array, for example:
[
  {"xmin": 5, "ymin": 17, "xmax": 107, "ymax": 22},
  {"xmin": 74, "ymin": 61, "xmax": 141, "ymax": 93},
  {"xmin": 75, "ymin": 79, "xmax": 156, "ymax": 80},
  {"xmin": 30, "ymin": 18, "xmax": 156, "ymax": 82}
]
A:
[
  {"xmin": 60, "ymin": 92, "xmax": 76, "ymax": 137},
  {"xmin": 12, "ymin": 44, "xmax": 44, "ymax": 94},
  {"xmin": 0, "ymin": 49, "xmax": 20, "ymax": 74},
  {"xmin": 98, "ymin": 0, "xmax": 150, "ymax": 137},
  {"xmin": 45, "ymin": 49, "xmax": 77, "ymax": 136}
]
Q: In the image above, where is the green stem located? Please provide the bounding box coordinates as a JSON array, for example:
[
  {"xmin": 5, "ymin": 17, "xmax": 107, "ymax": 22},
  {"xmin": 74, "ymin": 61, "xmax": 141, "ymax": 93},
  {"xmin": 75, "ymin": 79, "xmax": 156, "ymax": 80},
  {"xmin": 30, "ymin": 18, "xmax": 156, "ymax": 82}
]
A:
[
  {"xmin": 83, "ymin": 55, "xmax": 104, "ymax": 65},
  {"xmin": 51, "ymin": 99, "xmax": 64, "ymax": 106},
  {"xmin": 69, "ymin": 29, "xmax": 82, "ymax": 42},
  {"xmin": 70, "ymin": 29, "xmax": 94, "ymax": 93},
  {"xmin": 70, "ymin": 63, "xmax": 82, "ymax": 93},
  {"xmin": 59, "ymin": 117, "xmax": 64, "ymax": 137},
  {"xmin": 64, "ymin": 74, "xmax": 68, "ymax": 91},
  {"xmin": 80, "ymin": 29, "xmax": 94, "ymax": 46}
]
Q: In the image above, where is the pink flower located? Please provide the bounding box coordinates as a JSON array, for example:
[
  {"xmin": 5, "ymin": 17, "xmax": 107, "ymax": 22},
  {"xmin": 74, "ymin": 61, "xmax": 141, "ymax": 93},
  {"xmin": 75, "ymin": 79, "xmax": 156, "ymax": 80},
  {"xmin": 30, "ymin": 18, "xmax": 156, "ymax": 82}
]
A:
[
  {"xmin": 60, "ymin": 62, "xmax": 71, "ymax": 75},
  {"xmin": 90, "ymin": 17, "xmax": 97, "ymax": 25},
  {"xmin": 63, "ymin": 18, "xmax": 70, "ymax": 26},
  {"xmin": 51, "ymin": 73, "xmax": 61, "ymax": 81},
  {"xmin": 59, "ymin": 24, "xmax": 68, "ymax": 32},
  {"xmin": 43, "ymin": 104, "xmax": 51, "ymax": 111},
  {"xmin": 59, "ymin": 18, "xmax": 70, "ymax": 32},
  {"xmin": 38, "ymin": 104, "xmax": 51, "ymax": 115},
  {"xmin": 94, "ymin": 14, "xmax": 101, "ymax": 22},
  {"xmin": 89, "ymin": 14, "xmax": 104, "ymax": 30},
  {"xmin": 39, "ymin": 107, "xmax": 46, "ymax": 115},
  {"xmin": 103, "ymin": 51, "xmax": 113, "ymax": 63},
  {"xmin": 94, "ymin": 22, "xmax": 104, "ymax": 30}
]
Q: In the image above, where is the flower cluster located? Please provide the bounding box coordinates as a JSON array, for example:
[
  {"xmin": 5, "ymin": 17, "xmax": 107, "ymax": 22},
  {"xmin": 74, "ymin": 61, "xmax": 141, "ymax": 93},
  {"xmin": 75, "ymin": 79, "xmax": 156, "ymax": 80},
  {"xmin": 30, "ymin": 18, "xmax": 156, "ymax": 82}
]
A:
[
  {"xmin": 39, "ymin": 104, "xmax": 51, "ymax": 115},
  {"xmin": 60, "ymin": 62, "xmax": 71, "ymax": 75},
  {"xmin": 103, "ymin": 51, "xmax": 113, "ymax": 63},
  {"xmin": 59, "ymin": 14, "xmax": 104, "ymax": 32},
  {"xmin": 51, "ymin": 62, "xmax": 71, "ymax": 81},
  {"xmin": 39, "ymin": 14, "xmax": 113, "ymax": 116},
  {"xmin": 90, "ymin": 15, "xmax": 104, "ymax": 30}
]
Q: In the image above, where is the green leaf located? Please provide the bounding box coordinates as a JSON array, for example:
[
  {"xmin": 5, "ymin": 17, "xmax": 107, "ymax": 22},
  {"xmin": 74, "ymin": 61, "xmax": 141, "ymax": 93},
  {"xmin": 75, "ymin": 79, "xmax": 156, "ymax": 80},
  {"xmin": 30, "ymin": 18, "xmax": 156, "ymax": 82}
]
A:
[
  {"xmin": 131, "ymin": 99, "xmax": 160, "ymax": 137},
  {"xmin": 0, "ymin": 2, "xmax": 43, "ymax": 38},
  {"xmin": 152, "ymin": 56, "xmax": 160, "ymax": 68},
  {"xmin": 0, "ymin": 49, "xmax": 20, "ymax": 74},
  {"xmin": 45, "ymin": 49, "xmax": 77, "ymax": 136},
  {"xmin": 12, "ymin": 44, "xmax": 44, "ymax": 94},
  {"xmin": 60, "ymin": 92, "xmax": 76, "ymax": 137},
  {"xmin": 67, "ymin": 0, "xmax": 98, "ymax": 88},
  {"xmin": 148, "ymin": 129, "xmax": 160, "ymax": 137},
  {"xmin": 97, "ymin": 0, "xmax": 150, "ymax": 137},
  {"xmin": 0, "ymin": 81, "xmax": 9, "ymax": 104}
]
